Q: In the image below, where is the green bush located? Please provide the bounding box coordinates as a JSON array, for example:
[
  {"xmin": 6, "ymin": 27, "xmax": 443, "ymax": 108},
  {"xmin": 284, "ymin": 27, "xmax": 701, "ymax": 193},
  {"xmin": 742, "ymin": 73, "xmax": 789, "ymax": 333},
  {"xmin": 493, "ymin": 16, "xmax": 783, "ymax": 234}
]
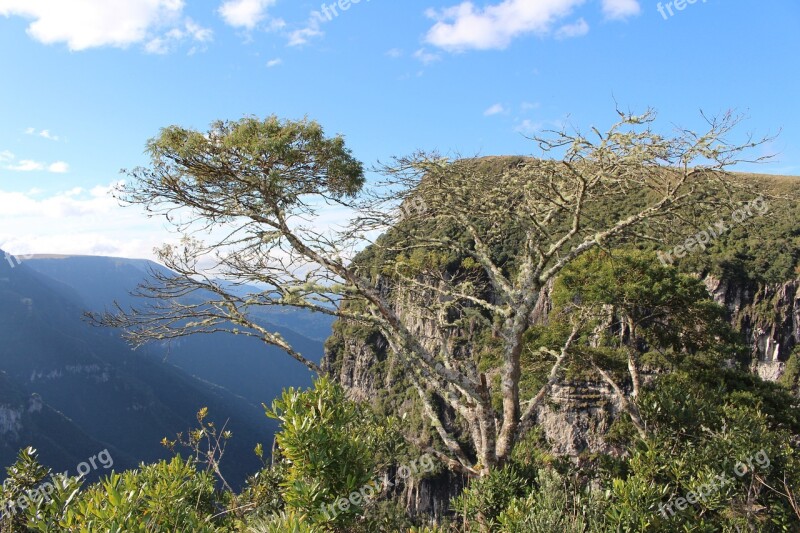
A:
[
  {"xmin": 497, "ymin": 469, "xmax": 607, "ymax": 532},
  {"xmin": 265, "ymin": 376, "xmax": 403, "ymax": 529},
  {"xmin": 451, "ymin": 466, "xmax": 530, "ymax": 531}
]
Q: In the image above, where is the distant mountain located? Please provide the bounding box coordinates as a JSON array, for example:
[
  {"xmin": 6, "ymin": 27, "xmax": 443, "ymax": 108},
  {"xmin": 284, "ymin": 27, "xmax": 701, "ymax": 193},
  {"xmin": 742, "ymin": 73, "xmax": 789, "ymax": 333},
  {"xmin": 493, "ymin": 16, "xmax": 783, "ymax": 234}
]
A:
[
  {"xmin": 0, "ymin": 252, "xmax": 292, "ymax": 488},
  {"xmin": 0, "ymin": 370, "xmax": 132, "ymax": 483},
  {"xmin": 24, "ymin": 254, "xmax": 333, "ymax": 411}
]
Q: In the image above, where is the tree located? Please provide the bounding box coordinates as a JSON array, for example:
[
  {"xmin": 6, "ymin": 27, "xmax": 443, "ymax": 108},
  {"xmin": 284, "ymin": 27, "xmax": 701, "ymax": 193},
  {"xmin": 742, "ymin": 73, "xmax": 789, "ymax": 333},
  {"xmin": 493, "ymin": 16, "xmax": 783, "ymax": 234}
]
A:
[
  {"xmin": 547, "ymin": 249, "xmax": 744, "ymax": 438},
  {"xmin": 93, "ymin": 110, "xmax": 775, "ymax": 476}
]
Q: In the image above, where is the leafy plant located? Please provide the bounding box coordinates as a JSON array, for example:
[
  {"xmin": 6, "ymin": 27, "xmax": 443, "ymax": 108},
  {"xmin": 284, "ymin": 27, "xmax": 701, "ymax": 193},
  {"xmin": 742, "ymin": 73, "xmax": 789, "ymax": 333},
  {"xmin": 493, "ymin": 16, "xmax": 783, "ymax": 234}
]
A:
[{"xmin": 265, "ymin": 377, "xmax": 402, "ymax": 528}]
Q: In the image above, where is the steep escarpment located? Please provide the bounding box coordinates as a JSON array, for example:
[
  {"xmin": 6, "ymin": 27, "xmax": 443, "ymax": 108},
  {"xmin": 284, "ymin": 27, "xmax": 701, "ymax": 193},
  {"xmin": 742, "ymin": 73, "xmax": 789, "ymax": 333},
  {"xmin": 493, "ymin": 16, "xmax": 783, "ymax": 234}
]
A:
[
  {"xmin": 705, "ymin": 276, "xmax": 800, "ymax": 380},
  {"xmin": 324, "ymin": 272, "xmax": 800, "ymax": 517},
  {"xmin": 322, "ymin": 163, "xmax": 800, "ymax": 516},
  {"xmin": 326, "ymin": 274, "xmax": 800, "ymax": 428}
]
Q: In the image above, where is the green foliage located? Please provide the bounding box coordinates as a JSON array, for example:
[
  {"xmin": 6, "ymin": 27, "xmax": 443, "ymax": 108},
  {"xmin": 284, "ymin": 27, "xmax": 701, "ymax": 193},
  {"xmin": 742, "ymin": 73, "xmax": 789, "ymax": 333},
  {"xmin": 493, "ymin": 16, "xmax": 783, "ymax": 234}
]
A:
[
  {"xmin": 554, "ymin": 249, "xmax": 743, "ymax": 362},
  {"xmin": 779, "ymin": 347, "xmax": 800, "ymax": 391},
  {"xmin": 497, "ymin": 469, "xmax": 608, "ymax": 532},
  {"xmin": 7, "ymin": 362, "xmax": 800, "ymax": 532},
  {"xmin": 1, "ymin": 447, "xmax": 58, "ymax": 533},
  {"xmin": 601, "ymin": 365, "xmax": 800, "ymax": 531},
  {"xmin": 246, "ymin": 510, "xmax": 323, "ymax": 533},
  {"xmin": 450, "ymin": 466, "xmax": 531, "ymax": 530},
  {"xmin": 25, "ymin": 455, "xmax": 222, "ymax": 532},
  {"xmin": 5, "ymin": 163, "xmax": 799, "ymax": 531},
  {"xmin": 356, "ymin": 499, "xmax": 416, "ymax": 532},
  {"xmin": 143, "ymin": 116, "xmax": 365, "ymax": 207},
  {"xmin": 671, "ymin": 190, "xmax": 800, "ymax": 284},
  {"xmin": 447, "ymin": 360, "xmax": 800, "ymax": 531},
  {"xmin": 238, "ymin": 464, "xmax": 288, "ymax": 521},
  {"xmin": 265, "ymin": 377, "xmax": 403, "ymax": 528}
]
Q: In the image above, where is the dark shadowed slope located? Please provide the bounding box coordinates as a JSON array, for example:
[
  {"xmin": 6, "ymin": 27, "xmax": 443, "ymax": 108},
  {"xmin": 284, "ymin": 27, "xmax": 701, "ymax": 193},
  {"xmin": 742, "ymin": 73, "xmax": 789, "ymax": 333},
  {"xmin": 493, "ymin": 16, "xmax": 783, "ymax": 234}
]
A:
[{"xmin": 0, "ymin": 252, "xmax": 273, "ymax": 488}]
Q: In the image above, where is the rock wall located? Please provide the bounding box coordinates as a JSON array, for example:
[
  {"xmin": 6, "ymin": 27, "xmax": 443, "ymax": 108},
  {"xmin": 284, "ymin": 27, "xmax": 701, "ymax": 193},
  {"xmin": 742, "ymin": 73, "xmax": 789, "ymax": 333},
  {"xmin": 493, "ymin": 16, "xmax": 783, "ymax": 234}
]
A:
[
  {"xmin": 704, "ymin": 276, "xmax": 799, "ymax": 380},
  {"xmin": 323, "ymin": 275, "xmax": 800, "ymax": 517}
]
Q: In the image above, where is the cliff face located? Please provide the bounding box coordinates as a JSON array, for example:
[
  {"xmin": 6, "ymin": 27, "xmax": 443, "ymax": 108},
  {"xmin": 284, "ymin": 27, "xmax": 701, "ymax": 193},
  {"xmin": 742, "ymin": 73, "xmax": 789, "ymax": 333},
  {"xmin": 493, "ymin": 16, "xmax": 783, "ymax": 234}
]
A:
[
  {"xmin": 704, "ymin": 276, "xmax": 799, "ymax": 380},
  {"xmin": 323, "ymin": 275, "xmax": 800, "ymax": 515},
  {"xmin": 325, "ymin": 275, "xmax": 800, "ymax": 442}
]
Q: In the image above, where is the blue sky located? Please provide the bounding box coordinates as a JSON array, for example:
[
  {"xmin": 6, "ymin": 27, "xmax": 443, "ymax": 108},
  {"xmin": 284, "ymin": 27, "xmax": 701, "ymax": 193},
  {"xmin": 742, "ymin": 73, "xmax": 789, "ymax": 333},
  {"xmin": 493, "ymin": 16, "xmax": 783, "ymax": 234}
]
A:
[{"xmin": 1, "ymin": 0, "xmax": 798, "ymax": 259}]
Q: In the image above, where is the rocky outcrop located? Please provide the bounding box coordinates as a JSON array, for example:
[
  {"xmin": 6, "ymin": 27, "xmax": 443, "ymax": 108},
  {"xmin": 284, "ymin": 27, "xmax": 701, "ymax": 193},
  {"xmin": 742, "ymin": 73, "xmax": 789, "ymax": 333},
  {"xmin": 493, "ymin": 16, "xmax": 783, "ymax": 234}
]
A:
[
  {"xmin": 536, "ymin": 380, "xmax": 621, "ymax": 455},
  {"xmin": 323, "ymin": 275, "xmax": 800, "ymax": 517},
  {"xmin": 704, "ymin": 276, "xmax": 800, "ymax": 380},
  {"xmin": 0, "ymin": 405, "xmax": 23, "ymax": 439}
]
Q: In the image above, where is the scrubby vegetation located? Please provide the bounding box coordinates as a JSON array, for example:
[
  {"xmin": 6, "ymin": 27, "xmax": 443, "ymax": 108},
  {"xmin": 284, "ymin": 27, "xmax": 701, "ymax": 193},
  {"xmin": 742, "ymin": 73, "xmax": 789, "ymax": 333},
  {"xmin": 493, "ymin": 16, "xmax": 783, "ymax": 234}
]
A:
[
  {"xmin": 9, "ymin": 113, "xmax": 799, "ymax": 531},
  {"xmin": 4, "ymin": 367, "xmax": 800, "ymax": 531},
  {"xmin": 5, "ymin": 251, "xmax": 800, "ymax": 531}
]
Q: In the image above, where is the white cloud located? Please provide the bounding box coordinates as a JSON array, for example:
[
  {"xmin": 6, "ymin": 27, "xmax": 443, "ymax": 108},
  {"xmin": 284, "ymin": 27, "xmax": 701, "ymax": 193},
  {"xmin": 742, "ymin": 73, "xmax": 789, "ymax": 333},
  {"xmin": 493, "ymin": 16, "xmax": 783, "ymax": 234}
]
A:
[
  {"xmin": 0, "ymin": 183, "xmax": 119, "ymax": 218},
  {"xmin": 425, "ymin": 0, "xmax": 585, "ymax": 51},
  {"xmin": 2, "ymin": 152, "xmax": 70, "ymax": 173},
  {"xmin": 25, "ymin": 127, "xmax": 60, "ymax": 141},
  {"xmin": 144, "ymin": 36, "xmax": 169, "ymax": 54},
  {"xmin": 484, "ymin": 103, "xmax": 506, "ymax": 116},
  {"xmin": 144, "ymin": 18, "xmax": 212, "ymax": 54},
  {"xmin": 39, "ymin": 129, "xmax": 59, "ymax": 141},
  {"xmin": 555, "ymin": 18, "xmax": 589, "ymax": 39},
  {"xmin": 0, "ymin": 0, "xmax": 198, "ymax": 51},
  {"xmin": 288, "ymin": 17, "xmax": 323, "ymax": 47},
  {"xmin": 515, "ymin": 120, "xmax": 544, "ymax": 135},
  {"xmin": 185, "ymin": 19, "xmax": 213, "ymax": 42},
  {"xmin": 0, "ymin": 0, "xmax": 209, "ymax": 53},
  {"xmin": 386, "ymin": 48, "xmax": 403, "ymax": 58},
  {"xmin": 0, "ymin": 182, "xmax": 173, "ymax": 260},
  {"xmin": 7, "ymin": 159, "xmax": 44, "ymax": 172},
  {"xmin": 266, "ymin": 57, "xmax": 282, "ymax": 67},
  {"xmin": 602, "ymin": 0, "xmax": 641, "ymax": 19},
  {"xmin": 425, "ymin": 0, "xmax": 639, "ymax": 51},
  {"xmin": 515, "ymin": 118, "xmax": 565, "ymax": 135},
  {"xmin": 218, "ymin": 0, "xmax": 276, "ymax": 30},
  {"xmin": 414, "ymin": 48, "xmax": 441, "ymax": 65},
  {"xmin": 47, "ymin": 161, "xmax": 69, "ymax": 173}
]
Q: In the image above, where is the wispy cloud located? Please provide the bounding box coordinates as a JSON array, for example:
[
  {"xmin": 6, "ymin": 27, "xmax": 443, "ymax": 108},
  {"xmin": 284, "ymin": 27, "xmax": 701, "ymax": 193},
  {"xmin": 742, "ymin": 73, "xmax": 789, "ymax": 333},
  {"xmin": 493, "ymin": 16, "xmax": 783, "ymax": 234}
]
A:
[
  {"xmin": 2, "ymin": 152, "xmax": 69, "ymax": 173},
  {"xmin": 25, "ymin": 128, "xmax": 60, "ymax": 141},
  {"xmin": 484, "ymin": 103, "xmax": 507, "ymax": 116},
  {"xmin": 414, "ymin": 48, "xmax": 441, "ymax": 65},
  {"xmin": 602, "ymin": 0, "xmax": 641, "ymax": 20},
  {"xmin": 555, "ymin": 18, "xmax": 589, "ymax": 39},
  {"xmin": 515, "ymin": 117, "xmax": 566, "ymax": 135},
  {"xmin": 7, "ymin": 160, "xmax": 44, "ymax": 172},
  {"xmin": 0, "ymin": 182, "xmax": 173, "ymax": 259},
  {"xmin": 287, "ymin": 16, "xmax": 323, "ymax": 46},
  {"xmin": 47, "ymin": 161, "xmax": 70, "ymax": 173},
  {"xmin": 145, "ymin": 19, "xmax": 213, "ymax": 54},
  {"xmin": 266, "ymin": 57, "xmax": 282, "ymax": 67}
]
